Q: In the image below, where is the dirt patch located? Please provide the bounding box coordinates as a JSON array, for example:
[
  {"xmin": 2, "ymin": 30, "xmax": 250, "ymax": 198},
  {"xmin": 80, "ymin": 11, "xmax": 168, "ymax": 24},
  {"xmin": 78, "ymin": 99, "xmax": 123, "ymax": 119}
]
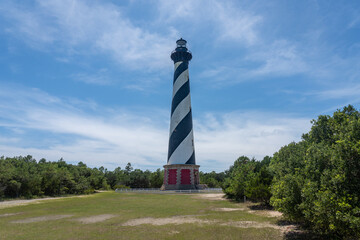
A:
[
  {"xmin": 246, "ymin": 203, "xmax": 283, "ymax": 218},
  {"xmin": 267, "ymin": 211, "xmax": 282, "ymax": 217},
  {"xmin": 169, "ymin": 230, "xmax": 180, "ymax": 235},
  {"xmin": 250, "ymin": 210, "xmax": 283, "ymax": 218},
  {"xmin": 122, "ymin": 215, "xmax": 299, "ymax": 236},
  {"xmin": 222, "ymin": 220, "xmax": 298, "ymax": 235},
  {"xmin": 122, "ymin": 216, "xmax": 213, "ymax": 226},
  {"xmin": 213, "ymin": 208, "xmax": 245, "ymax": 212},
  {"xmin": 0, "ymin": 213, "xmax": 22, "ymax": 218},
  {"xmin": 11, "ymin": 214, "xmax": 73, "ymax": 223},
  {"xmin": 0, "ymin": 195, "xmax": 93, "ymax": 209},
  {"xmin": 221, "ymin": 221, "xmax": 281, "ymax": 229},
  {"xmin": 192, "ymin": 193, "xmax": 225, "ymax": 201},
  {"xmin": 75, "ymin": 214, "xmax": 116, "ymax": 224},
  {"xmin": 0, "ymin": 199, "xmax": 44, "ymax": 209}
]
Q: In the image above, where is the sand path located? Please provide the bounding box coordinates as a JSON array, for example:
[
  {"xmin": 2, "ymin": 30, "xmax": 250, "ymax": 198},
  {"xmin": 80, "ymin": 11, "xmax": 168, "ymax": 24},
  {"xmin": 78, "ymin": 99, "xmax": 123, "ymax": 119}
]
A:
[{"xmin": 0, "ymin": 195, "xmax": 92, "ymax": 209}]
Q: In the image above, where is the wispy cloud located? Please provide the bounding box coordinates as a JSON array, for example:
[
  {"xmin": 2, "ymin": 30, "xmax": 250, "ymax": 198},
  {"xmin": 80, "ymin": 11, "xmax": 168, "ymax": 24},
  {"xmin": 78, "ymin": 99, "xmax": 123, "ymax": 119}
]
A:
[
  {"xmin": 247, "ymin": 40, "xmax": 308, "ymax": 77},
  {"xmin": 0, "ymin": 84, "xmax": 169, "ymax": 168},
  {"xmin": 2, "ymin": 0, "xmax": 359, "ymax": 87},
  {"xmin": 312, "ymin": 84, "xmax": 360, "ymax": 101},
  {"xmin": 195, "ymin": 40, "xmax": 308, "ymax": 85},
  {"xmin": 0, "ymin": 84, "xmax": 311, "ymax": 171},
  {"xmin": 0, "ymin": 0, "xmax": 175, "ymax": 69},
  {"xmin": 211, "ymin": 1, "xmax": 262, "ymax": 45},
  {"xmin": 72, "ymin": 68, "xmax": 112, "ymax": 86},
  {"xmin": 195, "ymin": 112, "xmax": 310, "ymax": 171},
  {"xmin": 157, "ymin": 0, "xmax": 262, "ymax": 45},
  {"xmin": 1, "ymin": 3, "xmax": 57, "ymax": 45}
]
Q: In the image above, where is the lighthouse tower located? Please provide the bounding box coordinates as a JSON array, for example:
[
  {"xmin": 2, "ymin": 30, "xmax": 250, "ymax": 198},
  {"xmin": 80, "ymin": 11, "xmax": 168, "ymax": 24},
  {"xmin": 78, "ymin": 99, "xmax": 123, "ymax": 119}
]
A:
[{"xmin": 163, "ymin": 38, "xmax": 200, "ymax": 190}]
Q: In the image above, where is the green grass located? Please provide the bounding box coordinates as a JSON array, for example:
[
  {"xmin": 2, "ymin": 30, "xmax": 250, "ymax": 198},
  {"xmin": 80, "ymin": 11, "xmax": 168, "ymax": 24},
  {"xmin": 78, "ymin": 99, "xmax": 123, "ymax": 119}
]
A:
[{"xmin": 0, "ymin": 192, "xmax": 284, "ymax": 240}]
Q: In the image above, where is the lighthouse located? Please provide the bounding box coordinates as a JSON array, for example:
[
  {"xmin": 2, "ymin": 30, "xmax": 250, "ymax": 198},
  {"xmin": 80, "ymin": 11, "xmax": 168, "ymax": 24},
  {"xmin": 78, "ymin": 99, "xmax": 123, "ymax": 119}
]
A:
[{"xmin": 163, "ymin": 38, "xmax": 200, "ymax": 190}]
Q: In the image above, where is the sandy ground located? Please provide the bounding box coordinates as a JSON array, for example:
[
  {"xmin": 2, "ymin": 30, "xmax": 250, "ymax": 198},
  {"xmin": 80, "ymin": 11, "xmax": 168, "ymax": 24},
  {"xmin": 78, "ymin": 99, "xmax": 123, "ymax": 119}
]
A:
[
  {"xmin": 220, "ymin": 220, "xmax": 297, "ymax": 234},
  {"xmin": 0, "ymin": 195, "xmax": 92, "ymax": 209},
  {"xmin": 192, "ymin": 193, "xmax": 225, "ymax": 201},
  {"xmin": 169, "ymin": 230, "xmax": 180, "ymax": 235},
  {"xmin": 74, "ymin": 214, "xmax": 116, "ymax": 224},
  {"xmin": 213, "ymin": 207, "xmax": 283, "ymax": 217},
  {"xmin": 197, "ymin": 194, "xmax": 283, "ymax": 218},
  {"xmin": 11, "ymin": 215, "xmax": 73, "ymax": 223},
  {"xmin": 220, "ymin": 221, "xmax": 282, "ymax": 229},
  {"xmin": 0, "ymin": 213, "xmax": 22, "ymax": 217},
  {"xmin": 121, "ymin": 215, "xmax": 296, "ymax": 234},
  {"xmin": 248, "ymin": 210, "xmax": 283, "ymax": 217},
  {"xmin": 122, "ymin": 216, "xmax": 214, "ymax": 226},
  {"xmin": 212, "ymin": 207, "xmax": 245, "ymax": 212}
]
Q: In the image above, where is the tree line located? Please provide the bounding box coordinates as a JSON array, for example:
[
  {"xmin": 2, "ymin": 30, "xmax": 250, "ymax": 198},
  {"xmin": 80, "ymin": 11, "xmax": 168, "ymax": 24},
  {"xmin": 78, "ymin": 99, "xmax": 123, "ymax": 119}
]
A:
[
  {"xmin": 0, "ymin": 158, "xmax": 167, "ymax": 199},
  {"xmin": 222, "ymin": 105, "xmax": 360, "ymax": 238},
  {"xmin": 0, "ymin": 156, "xmax": 223, "ymax": 199}
]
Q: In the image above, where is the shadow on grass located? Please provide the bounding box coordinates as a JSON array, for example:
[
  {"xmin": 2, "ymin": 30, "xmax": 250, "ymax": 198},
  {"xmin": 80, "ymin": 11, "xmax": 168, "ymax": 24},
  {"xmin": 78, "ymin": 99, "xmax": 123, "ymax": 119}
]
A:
[
  {"xmin": 248, "ymin": 203, "xmax": 273, "ymax": 210},
  {"xmin": 277, "ymin": 220, "xmax": 326, "ymax": 240},
  {"xmin": 245, "ymin": 204, "xmax": 327, "ymax": 240},
  {"xmin": 222, "ymin": 196, "xmax": 329, "ymax": 239}
]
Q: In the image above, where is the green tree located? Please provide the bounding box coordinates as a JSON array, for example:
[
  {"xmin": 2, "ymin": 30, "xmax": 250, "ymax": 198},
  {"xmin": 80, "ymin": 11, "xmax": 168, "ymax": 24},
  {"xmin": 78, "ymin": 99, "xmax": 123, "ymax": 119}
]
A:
[
  {"xmin": 150, "ymin": 168, "xmax": 164, "ymax": 188},
  {"xmin": 270, "ymin": 105, "xmax": 360, "ymax": 238},
  {"xmin": 128, "ymin": 169, "xmax": 150, "ymax": 188},
  {"xmin": 245, "ymin": 166, "xmax": 273, "ymax": 204},
  {"xmin": 125, "ymin": 162, "xmax": 133, "ymax": 174},
  {"xmin": 199, "ymin": 171, "xmax": 225, "ymax": 188}
]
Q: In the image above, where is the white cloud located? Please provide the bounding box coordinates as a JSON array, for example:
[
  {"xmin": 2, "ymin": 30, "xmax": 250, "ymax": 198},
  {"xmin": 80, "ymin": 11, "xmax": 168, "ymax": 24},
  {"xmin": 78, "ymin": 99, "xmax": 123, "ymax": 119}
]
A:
[
  {"xmin": 0, "ymin": 0, "xmax": 175, "ymax": 69},
  {"xmin": 72, "ymin": 69, "xmax": 112, "ymax": 85},
  {"xmin": 196, "ymin": 40, "xmax": 308, "ymax": 84},
  {"xmin": 0, "ymin": 85, "xmax": 311, "ymax": 171},
  {"xmin": 195, "ymin": 112, "xmax": 311, "ymax": 171},
  {"xmin": 0, "ymin": 84, "xmax": 169, "ymax": 169},
  {"xmin": 212, "ymin": 2, "xmax": 261, "ymax": 45},
  {"xmin": 312, "ymin": 84, "xmax": 360, "ymax": 102},
  {"xmin": 1, "ymin": 4, "xmax": 57, "ymax": 45},
  {"xmin": 247, "ymin": 40, "xmax": 308, "ymax": 77},
  {"xmin": 157, "ymin": 0, "xmax": 262, "ymax": 45},
  {"xmin": 322, "ymin": 87, "xmax": 360, "ymax": 99}
]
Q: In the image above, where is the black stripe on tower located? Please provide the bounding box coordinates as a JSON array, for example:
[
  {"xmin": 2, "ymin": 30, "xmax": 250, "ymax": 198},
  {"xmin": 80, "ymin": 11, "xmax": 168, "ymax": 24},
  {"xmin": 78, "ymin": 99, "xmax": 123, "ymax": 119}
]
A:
[
  {"xmin": 185, "ymin": 152, "xmax": 195, "ymax": 164},
  {"xmin": 171, "ymin": 51, "xmax": 192, "ymax": 63},
  {"xmin": 173, "ymin": 62, "xmax": 188, "ymax": 83},
  {"xmin": 171, "ymin": 81, "xmax": 190, "ymax": 115},
  {"xmin": 167, "ymin": 110, "xmax": 193, "ymax": 160}
]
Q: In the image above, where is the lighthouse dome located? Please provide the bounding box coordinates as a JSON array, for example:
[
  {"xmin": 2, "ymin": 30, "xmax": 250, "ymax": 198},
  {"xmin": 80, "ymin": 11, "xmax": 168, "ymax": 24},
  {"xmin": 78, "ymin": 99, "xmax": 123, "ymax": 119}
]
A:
[{"xmin": 176, "ymin": 38, "xmax": 187, "ymax": 48}]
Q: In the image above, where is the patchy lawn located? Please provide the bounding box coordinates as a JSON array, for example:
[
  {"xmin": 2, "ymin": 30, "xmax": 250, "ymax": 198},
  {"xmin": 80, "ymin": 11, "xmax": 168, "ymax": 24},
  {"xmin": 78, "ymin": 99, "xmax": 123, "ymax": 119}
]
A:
[{"xmin": 0, "ymin": 192, "xmax": 299, "ymax": 240}]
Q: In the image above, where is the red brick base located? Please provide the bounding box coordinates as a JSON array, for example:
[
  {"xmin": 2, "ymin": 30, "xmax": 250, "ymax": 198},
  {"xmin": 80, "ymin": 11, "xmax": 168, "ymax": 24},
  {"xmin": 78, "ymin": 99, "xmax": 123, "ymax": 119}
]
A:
[{"xmin": 162, "ymin": 164, "xmax": 200, "ymax": 190}]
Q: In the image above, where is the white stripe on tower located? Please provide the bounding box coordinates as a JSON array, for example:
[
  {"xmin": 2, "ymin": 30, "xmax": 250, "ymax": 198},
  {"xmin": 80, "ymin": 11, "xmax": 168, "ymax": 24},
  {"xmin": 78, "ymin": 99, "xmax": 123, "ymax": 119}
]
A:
[
  {"xmin": 174, "ymin": 61, "xmax": 182, "ymax": 70},
  {"xmin": 172, "ymin": 68, "xmax": 188, "ymax": 97}
]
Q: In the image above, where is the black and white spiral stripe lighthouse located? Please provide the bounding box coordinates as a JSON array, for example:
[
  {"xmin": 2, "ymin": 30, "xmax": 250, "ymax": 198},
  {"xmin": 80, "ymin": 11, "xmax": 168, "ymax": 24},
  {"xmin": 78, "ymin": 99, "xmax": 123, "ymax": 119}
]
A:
[{"xmin": 163, "ymin": 38, "xmax": 200, "ymax": 190}]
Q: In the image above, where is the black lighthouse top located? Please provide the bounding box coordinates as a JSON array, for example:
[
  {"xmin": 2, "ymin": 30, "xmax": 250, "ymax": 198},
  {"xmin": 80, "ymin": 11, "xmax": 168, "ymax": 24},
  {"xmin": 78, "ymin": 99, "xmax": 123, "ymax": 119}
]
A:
[{"xmin": 171, "ymin": 38, "xmax": 192, "ymax": 63}]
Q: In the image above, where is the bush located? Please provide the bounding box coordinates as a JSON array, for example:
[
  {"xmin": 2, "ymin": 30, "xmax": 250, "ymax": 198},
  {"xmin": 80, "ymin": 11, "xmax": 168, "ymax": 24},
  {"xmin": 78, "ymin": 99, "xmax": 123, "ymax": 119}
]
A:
[{"xmin": 223, "ymin": 156, "xmax": 273, "ymax": 204}]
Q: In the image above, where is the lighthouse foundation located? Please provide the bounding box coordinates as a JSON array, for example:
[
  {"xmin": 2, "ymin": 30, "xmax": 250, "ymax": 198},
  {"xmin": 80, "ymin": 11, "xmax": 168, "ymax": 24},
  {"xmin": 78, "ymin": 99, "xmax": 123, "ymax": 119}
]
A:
[{"xmin": 162, "ymin": 164, "xmax": 200, "ymax": 190}]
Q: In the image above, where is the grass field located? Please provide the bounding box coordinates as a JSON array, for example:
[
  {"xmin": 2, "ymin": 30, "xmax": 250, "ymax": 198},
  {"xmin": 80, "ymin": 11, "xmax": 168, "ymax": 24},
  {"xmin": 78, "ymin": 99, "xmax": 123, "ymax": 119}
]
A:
[{"xmin": 0, "ymin": 192, "xmax": 297, "ymax": 240}]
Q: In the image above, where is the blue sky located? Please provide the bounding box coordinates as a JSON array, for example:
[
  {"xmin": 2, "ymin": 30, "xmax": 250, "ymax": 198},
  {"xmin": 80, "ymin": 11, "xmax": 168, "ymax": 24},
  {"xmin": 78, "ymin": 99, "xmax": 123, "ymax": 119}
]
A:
[{"xmin": 0, "ymin": 0, "xmax": 359, "ymax": 172}]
